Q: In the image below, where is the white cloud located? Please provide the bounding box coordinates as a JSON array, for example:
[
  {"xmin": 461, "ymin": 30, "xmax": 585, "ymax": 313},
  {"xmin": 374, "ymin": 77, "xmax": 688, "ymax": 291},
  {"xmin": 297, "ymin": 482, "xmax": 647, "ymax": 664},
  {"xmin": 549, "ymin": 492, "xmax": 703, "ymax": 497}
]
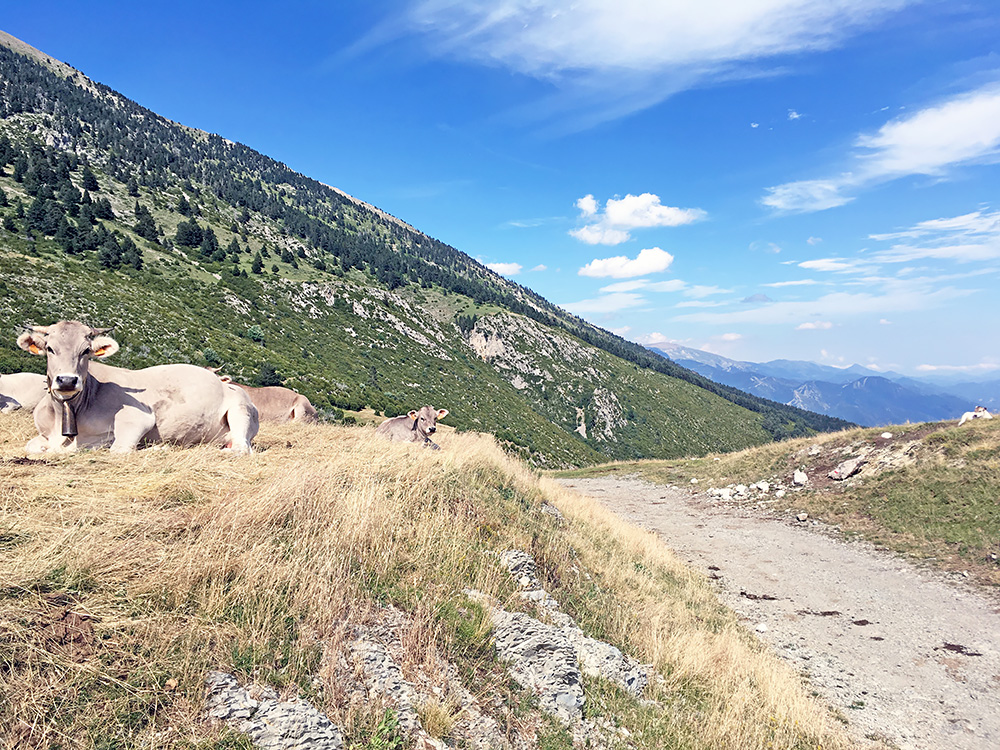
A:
[
  {"xmin": 916, "ymin": 361, "xmax": 1000, "ymax": 374},
  {"xmin": 879, "ymin": 318, "xmax": 892, "ymax": 324},
  {"xmin": 571, "ymin": 193, "xmax": 705, "ymax": 245},
  {"xmin": 719, "ymin": 332, "xmax": 743, "ymax": 341},
  {"xmin": 486, "ymin": 261, "xmax": 523, "ymax": 275},
  {"xmin": 674, "ymin": 286, "xmax": 973, "ymax": 325},
  {"xmin": 385, "ymin": 1, "xmax": 915, "ymax": 128},
  {"xmin": 749, "ymin": 240, "xmax": 782, "ymax": 253},
  {"xmin": 576, "ymin": 194, "xmax": 598, "ymax": 217},
  {"xmin": 608, "ymin": 325, "xmax": 632, "ymax": 336},
  {"xmin": 561, "ymin": 292, "xmax": 646, "ymax": 314},
  {"xmin": 751, "ymin": 122, "xmax": 760, "ymax": 128},
  {"xmin": 579, "ymin": 247, "xmax": 675, "ymax": 278},
  {"xmin": 788, "ymin": 108, "xmax": 803, "ymax": 120},
  {"xmin": 684, "ymin": 284, "xmax": 730, "ymax": 298},
  {"xmin": 762, "ymin": 82, "xmax": 1000, "ymax": 212},
  {"xmin": 600, "ymin": 280, "xmax": 649, "ymax": 293},
  {"xmin": 530, "ymin": 264, "xmax": 548, "ymax": 272},
  {"xmin": 761, "ymin": 178, "xmax": 854, "ymax": 212},
  {"xmin": 867, "ymin": 209, "xmax": 1000, "ymax": 264},
  {"xmin": 675, "ymin": 300, "xmax": 728, "ymax": 308},
  {"xmin": 796, "ymin": 320, "xmax": 833, "ymax": 330},
  {"xmin": 637, "ymin": 332, "xmax": 676, "ymax": 346},
  {"xmin": 763, "ymin": 279, "xmax": 819, "ymax": 287},
  {"xmin": 798, "ymin": 258, "xmax": 859, "ymax": 272},
  {"xmin": 569, "ymin": 225, "xmax": 632, "ymax": 245},
  {"xmin": 647, "ymin": 279, "xmax": 688, "ymax": 292},
  {"xmin": 807, "ymin": 236, "xmax": 822, "ymax": 245}
]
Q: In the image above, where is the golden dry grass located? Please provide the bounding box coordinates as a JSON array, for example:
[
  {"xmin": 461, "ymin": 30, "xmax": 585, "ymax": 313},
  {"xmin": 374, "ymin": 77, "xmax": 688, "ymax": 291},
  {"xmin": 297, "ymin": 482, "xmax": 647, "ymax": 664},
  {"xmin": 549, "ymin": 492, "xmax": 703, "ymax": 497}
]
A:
[{"xmin": 0, "ymin": 412, "xmax": 856, "ymax": 749}]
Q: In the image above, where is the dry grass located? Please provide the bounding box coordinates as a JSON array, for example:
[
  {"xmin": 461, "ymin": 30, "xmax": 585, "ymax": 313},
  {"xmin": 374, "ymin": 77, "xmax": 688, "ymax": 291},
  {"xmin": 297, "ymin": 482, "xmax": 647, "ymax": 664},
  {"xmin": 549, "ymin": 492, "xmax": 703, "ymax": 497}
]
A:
[{"xmin": 0, "ymin": 412, "xmax": 854, "ymax": 749}]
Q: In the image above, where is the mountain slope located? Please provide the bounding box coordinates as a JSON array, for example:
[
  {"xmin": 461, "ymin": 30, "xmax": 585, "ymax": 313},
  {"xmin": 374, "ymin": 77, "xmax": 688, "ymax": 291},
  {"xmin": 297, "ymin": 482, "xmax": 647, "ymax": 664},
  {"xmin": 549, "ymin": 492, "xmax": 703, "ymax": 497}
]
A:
[
  {"xmin": 651, "ymin": 344, "xmax": 974, "ymax": 427},
  {"xmin": 0, "ymin": 32, "xmax": 849, "ymax": 464}
]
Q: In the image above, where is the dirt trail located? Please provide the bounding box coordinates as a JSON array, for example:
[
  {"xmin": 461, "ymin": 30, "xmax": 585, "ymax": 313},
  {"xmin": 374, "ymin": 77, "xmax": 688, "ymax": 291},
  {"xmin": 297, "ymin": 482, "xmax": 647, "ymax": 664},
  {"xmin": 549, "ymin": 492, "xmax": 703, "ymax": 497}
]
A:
[{"xmin": 558, "ymin": 476, "xmax": 1000, "ymax": 750}]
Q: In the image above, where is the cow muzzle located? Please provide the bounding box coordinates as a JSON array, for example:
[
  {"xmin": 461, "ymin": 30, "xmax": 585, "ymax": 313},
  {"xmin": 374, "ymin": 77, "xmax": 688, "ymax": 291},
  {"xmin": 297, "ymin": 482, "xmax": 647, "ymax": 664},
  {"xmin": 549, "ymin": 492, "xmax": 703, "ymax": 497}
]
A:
[{"xmin": 51, "ymin": 374, "xmax": 81, "ymax": 398}]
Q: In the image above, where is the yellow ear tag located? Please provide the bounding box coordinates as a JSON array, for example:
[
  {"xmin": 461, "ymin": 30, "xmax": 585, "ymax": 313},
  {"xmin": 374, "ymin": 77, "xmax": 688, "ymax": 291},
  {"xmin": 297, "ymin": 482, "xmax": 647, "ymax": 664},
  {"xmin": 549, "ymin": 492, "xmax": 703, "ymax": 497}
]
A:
[
  {"xmin": 92, "ymin": 345, "xmax": 113, "ymax": 357},
  {"xmin": 28, "ymin": 343, "xmax": 43, "ymax": 355}
]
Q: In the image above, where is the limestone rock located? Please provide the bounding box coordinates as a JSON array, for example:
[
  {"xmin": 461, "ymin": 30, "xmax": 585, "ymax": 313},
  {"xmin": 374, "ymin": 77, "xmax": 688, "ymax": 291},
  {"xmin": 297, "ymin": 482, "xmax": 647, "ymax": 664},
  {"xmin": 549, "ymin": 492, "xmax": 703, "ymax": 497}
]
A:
[
  {"xmin": 829, "ymin": 455, "xmax": 866, "ymax": 481},
  {"xmin": 205, "ymin": 671, "xmax": 344, "ymax": 749}
]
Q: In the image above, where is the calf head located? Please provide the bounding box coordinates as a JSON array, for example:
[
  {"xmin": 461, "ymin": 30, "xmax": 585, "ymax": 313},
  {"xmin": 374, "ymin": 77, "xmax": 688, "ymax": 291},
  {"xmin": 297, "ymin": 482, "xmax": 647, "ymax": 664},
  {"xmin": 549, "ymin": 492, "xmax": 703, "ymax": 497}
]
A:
[
  {"xmin": 18, "ymin": 321, "xmax": 119, "ymax": 401},
  {"xmin": 409, "ymin": 405, "xmax": 449, "ymax": 440}
]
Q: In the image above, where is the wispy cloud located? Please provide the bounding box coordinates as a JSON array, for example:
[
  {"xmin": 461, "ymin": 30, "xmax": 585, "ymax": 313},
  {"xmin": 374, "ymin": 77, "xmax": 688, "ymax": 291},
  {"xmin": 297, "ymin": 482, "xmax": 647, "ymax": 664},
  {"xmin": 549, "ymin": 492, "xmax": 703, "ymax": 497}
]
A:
[
  {"xmin": 561, "ymin": 292, "xmax": 646, "ymax": 314},
  {"xmin": 867, "ymin": 209, "xmax": 1000, "ymax": 264},
  {"xmin": 486, "ymin": 261, "xmax": 523, "ymax": 275},
  {"xmin": 762, "ymin": 81, "xmax": 1000, "ymax": 212},
  {"xmin": 762, "ymin": 279, "xmax": 819, "ymax": 287},
  {"xmin": 579, "ymin": 247, "xmax": 675, "ymax": 278},
  {"xmin": 916, "ymin": 361, "xmax": 1000, "ymax": 374},
  {"xmin": 529, "ymin": 264, "xmax": 548, "ymax": 272},
  {"xmin": 674, "ymin": 285, "xmax": 974, "ymax": 325},
  {"xmin": 570, "ymin": 193, "xmax": 705, "ymax": 245},
  {"xmin": 796, "ymin": 320, "xmax": 833, "ymax": 330},
  {"xmin": 378, "ymin": 1, "xmax": 915, "ymax": 129}
]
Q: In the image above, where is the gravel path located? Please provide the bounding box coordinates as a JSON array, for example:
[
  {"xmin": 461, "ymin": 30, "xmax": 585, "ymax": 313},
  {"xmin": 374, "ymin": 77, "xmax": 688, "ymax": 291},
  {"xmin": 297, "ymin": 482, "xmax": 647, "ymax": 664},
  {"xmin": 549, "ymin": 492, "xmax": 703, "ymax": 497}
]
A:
[{"xmin": 557, "ymin": 476, "xmax": 1000, "ymax": 750}]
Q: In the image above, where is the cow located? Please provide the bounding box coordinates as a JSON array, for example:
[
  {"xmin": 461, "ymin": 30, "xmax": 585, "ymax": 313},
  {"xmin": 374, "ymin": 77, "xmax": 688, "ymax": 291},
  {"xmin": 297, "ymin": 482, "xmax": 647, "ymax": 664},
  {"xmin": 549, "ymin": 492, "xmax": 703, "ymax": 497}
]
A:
[
  {"xmin": 0, "ymin": 372, "xmax": 47, "ymax": 413},
  {"xmin": 17, "ymin": 320, "xmax": 258, "ymax": 454},
  {"xmin": 216, "ymin": 379, "xmax": 317, "ymax": 424},
  {"xmin": 958, "ymin": 405, "xmax": 993, "ymax": 427},
  {"xmin": 375, "ymin": 405, "xmax": 449, "ymax": 449}
]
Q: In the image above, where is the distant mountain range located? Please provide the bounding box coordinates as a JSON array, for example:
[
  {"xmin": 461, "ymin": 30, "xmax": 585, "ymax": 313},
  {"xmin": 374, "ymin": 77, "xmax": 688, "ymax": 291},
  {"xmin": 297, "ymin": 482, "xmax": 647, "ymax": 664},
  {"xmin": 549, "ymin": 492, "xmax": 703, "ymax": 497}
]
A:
[{"xmin": 650, "ymin": 342, "xmax": 999, "ymax": 427}]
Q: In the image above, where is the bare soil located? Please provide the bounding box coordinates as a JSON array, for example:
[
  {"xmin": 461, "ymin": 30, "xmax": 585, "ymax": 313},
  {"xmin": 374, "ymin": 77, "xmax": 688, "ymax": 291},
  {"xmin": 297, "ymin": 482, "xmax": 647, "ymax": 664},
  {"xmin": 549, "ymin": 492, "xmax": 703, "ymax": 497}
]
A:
[{"xmin": 558, "ymin": 476, "xmax": 1000, "ymax": 750}]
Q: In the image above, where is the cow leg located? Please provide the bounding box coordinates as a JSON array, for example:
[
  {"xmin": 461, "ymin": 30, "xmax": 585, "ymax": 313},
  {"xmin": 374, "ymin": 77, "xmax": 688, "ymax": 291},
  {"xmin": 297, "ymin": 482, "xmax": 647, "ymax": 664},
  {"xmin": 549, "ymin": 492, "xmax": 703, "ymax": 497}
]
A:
[
  {"xmin": 109, "ymin": 408, "xmax": 157, "ymax": 452},
  {"xmin": 25, "ymin": 434, "xmax": 49, "ymax": 454},
  {"xmin": 223, "ymin": 400, "xmax": 258, "ymax": 455}
]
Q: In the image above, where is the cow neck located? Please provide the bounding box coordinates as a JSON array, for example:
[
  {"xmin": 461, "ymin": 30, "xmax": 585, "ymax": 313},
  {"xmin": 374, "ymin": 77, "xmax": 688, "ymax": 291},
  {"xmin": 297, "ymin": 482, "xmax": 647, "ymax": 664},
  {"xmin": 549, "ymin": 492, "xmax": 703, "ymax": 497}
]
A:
[{"xmin": 49, "ymin": 369, "xmax": 99, "ymax": 438}]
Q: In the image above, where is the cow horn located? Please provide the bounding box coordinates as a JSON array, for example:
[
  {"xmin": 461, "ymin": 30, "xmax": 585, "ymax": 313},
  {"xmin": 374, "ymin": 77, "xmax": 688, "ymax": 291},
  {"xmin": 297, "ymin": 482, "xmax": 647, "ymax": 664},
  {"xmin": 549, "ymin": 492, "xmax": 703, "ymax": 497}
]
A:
[
  {"xmin": 28, "ymin": 325, "xmax": 50, "ymax": 334},
  {"xmin": 90, "ymin": 326, "xmax": 114, "ymax": 336}
]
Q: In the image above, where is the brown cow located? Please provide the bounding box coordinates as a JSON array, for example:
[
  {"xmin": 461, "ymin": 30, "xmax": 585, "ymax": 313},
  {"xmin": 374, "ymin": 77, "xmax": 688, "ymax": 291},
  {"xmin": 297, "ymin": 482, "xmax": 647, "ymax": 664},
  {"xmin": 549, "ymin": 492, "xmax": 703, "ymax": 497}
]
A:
[
  {"xmin": 18, "ymin": 321, "xmax": 258, "ymax": 454},
  {"xmin": 212, "ymin": 373, "xmax": 317, "ymax": 424},
  {"xmin": 376, "ymin": 405, "xmax": 448, "ymax": 449}
]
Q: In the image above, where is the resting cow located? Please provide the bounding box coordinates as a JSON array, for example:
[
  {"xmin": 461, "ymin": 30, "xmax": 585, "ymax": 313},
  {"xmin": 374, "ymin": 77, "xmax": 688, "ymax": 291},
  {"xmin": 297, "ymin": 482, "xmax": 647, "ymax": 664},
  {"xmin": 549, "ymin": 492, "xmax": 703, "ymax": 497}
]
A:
[
  {"xmin": 218, "ymin": 379, "xmax": 317, "ymax": 424},
  {"xmin": 18, "ymin": 320, "xmax": 258, "ymax": 454},
  {"xmin": 376, "ymin": 405, "xmax": 449, "ymax": 449},
  {"xmin": 958, "ymin": 405, "xmax": 993, "ymax": 427},
  {"xmin": 0, "ymin": 372, "xmax": 47, "ymax": 413}
]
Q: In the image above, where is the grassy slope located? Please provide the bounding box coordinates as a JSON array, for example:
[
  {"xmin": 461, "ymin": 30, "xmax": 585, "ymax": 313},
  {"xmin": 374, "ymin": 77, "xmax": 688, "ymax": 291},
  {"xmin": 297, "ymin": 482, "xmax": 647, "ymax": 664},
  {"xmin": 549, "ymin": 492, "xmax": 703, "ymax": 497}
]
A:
[
  {"xmin": 0, "ymin": 414, "xmax": 854, "ymax": 750},
  {"xmin": 557, "ymin": 417, "xmax": 1000, "ymax": 589}
]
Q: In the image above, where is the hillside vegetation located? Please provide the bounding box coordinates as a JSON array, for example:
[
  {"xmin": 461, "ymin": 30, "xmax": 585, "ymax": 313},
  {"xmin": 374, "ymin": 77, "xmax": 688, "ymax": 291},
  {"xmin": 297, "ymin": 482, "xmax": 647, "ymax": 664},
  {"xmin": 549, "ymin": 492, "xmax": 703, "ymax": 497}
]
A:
[
  {"xmin": 0, "ymin": 33, "xmax": 850, "ymax": 467},
  {"xmin": 559, "ymin": 417, "xmax": 1000, "ymax": 589},
  {"xmin": 0, "ymin": 413, "xmax": 856, "ymax": 749}
]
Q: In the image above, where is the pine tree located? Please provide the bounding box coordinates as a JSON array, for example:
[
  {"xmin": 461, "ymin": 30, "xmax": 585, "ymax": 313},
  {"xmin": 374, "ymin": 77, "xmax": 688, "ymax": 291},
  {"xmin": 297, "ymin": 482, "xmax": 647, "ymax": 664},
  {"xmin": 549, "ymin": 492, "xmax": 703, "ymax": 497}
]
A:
[
  {"xmin": 81, "ymin": 165, "xmax": 99, "ymax": 191},
  {"xmin": 251, "ymin": 251, "xmax": 263, "ymax": 274}
]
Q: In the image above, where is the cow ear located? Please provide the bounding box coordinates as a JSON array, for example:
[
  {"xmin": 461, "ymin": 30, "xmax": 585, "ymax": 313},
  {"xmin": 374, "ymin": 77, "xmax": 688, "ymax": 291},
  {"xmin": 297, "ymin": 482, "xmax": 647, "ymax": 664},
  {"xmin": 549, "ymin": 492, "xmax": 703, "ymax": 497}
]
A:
[
  {"xmin": 436, "ymin": 409, "xmax": 449, "ymax": 420},
  {"xmin": 17, "ymin": 331, "xmax": 46, "ymax": 356},
  {"xmin": 408, "ymin": 410, "xmax": 418, "ymax": 420},
  {"xmin": 90, "ymin": 335, "xmax": 119, "ymax": 359},
  {"xmin": 219, "ymin": 375, "xmax": 232, "ymax": 383}
]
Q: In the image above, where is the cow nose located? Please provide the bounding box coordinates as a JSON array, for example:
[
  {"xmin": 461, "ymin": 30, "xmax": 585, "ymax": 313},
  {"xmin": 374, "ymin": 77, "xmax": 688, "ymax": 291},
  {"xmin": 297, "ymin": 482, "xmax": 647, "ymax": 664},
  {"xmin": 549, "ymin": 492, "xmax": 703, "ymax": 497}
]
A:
[
  {"xmin": 427, "ymin": 426, "xmax": 436, "ymax": 433},
  {"xmin": 54, "ymin": 375, "xmax": 79, "ymax": 390}
]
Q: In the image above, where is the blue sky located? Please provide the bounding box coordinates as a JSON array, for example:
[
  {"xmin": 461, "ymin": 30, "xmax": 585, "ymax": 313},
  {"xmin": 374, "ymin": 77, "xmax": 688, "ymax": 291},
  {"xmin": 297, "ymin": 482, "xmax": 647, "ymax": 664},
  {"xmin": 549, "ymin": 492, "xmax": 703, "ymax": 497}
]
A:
[{"xmin": 5, "ymin": 1, "xmax": 1000, "ymax": 377}]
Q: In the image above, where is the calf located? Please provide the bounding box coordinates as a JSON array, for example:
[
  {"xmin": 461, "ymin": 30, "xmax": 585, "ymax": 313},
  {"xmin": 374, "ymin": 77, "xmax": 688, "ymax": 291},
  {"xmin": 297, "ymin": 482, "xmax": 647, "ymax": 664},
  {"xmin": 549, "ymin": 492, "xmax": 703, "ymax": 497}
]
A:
[
  {"xmin": 376, "ymin": 406, "xmax": 449, "ymax": 449},
  {"xmin": 958, "ymin": 405, "xmax": 993, "ymax": 427}
]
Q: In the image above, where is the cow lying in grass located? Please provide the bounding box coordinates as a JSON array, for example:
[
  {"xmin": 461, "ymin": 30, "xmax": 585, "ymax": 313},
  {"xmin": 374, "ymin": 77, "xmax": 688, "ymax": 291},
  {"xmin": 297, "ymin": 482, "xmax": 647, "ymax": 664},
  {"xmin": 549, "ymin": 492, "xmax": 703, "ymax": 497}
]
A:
[
  {"xmin": 958, "ymin": 405, "xmax": 993, "ymax": 427},
  {"xmin": 376, "ymin": 406, "xmax": 449, "ymax": 449},
  {"xmin": 18, "ymin": 321, "xmax": 259, "ymax": 454},
  {"xmin": 0, "ymin": 372, "xmax": 47, "ymax": 413}
]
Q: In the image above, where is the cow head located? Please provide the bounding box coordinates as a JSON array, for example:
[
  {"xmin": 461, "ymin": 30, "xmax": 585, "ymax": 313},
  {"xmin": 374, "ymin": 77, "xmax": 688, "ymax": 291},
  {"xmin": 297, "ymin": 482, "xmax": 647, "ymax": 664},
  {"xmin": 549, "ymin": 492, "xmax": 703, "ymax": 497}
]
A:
[
  {"xmin": 409, "ymin": 405, "xmax": 449, "ymax": 439},
  {"xmin": 18, "ymin": 321, "xmax": 119, "ymax": 401}
]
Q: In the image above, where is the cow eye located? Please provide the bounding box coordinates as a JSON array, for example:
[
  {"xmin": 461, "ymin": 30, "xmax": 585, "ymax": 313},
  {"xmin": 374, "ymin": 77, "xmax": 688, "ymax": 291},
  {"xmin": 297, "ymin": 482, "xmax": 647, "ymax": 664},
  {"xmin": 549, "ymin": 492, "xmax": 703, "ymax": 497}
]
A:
[{"xmin": 45, "ymin": 345, "xmax": 54, "ymax": 354}]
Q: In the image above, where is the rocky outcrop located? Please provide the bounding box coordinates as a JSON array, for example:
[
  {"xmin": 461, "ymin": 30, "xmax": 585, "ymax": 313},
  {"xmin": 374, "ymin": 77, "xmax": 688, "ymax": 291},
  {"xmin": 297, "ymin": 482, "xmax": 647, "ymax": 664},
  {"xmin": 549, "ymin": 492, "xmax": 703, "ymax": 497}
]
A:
[{"xmin": 205, "ymin": 671, "xmax": 344, "ymax": 750}]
